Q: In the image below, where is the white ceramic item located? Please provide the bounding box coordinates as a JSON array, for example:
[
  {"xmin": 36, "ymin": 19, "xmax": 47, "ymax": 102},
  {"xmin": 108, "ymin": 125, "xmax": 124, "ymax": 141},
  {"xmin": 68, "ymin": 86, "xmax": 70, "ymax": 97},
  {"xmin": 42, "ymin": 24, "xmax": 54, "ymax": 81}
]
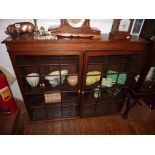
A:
[
  {"xmin": 26, "ymin": 73, "xmax": 39, "ymax": 87},
  {"xmin": 67, "ymin": 75, "xmax": 78, "ymax": 86},
  {"xmin": 45, "ymin": 70, "xmax": 68, "ymax": 87}
]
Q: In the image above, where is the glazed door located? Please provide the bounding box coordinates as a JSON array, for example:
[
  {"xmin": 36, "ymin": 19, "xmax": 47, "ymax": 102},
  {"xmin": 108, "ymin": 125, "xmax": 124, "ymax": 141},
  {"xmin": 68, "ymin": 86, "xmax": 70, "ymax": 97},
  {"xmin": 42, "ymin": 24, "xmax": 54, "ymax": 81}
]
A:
[
  {"xmin": 81, "ymin": 50, "xmax": 144, "ymax": 117},
  {"xmin": 15, "ymin": 53, "xmax": 82, "ymax": 121}
]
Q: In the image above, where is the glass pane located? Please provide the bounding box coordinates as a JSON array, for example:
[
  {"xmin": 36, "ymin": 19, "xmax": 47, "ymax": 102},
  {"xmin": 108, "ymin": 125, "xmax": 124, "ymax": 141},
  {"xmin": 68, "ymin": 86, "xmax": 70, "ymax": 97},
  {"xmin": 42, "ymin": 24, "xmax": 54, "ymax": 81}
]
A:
[
  {"xmin": 88, "ymin": 56, "xmax": 106, "ymax": 64},
  {"xmin": 107, "ymin": 55, "xmax": 124, "ymax": 63},
  {"xmin": 60, "ymin": 65, "xmax": 79, "ymax": 74},
  {"xmin": 19, "ymin": 66, "xmax": 39, "ymax": 76},
  {"xmin": 87, "ymin": 64, "xmax": 103, "ymax": 72},
  {"xmin": 121, "ymin": 63, "xmax": 135, "ymax": 72},
  {"xmin": 105, "ymin": 63, "xmax": 121, "ymax": 72},
  {"xmin": 39, "ymin": 65, "xmax": 60, "ymax": 75},
  {"xmin": 132, "ymin": 19, "xmax": 144, "ymax": 34},
  {"xmin": 22, "ymin": 76, "xmax": 41, "ymax": 93},
  {"xmin": 39, "ymin": 56, "xmax": 59, "ymax": 64},
  {"xmin": 125, "ymin": 55, "xmax": 137, "ymax": 62},
  {"xmin": 63, "ymin": 105, "xmax": 78, "ymax": 117},
  {"xmin": 82, "ymin": 104, "xmax": 96, "ymax": 116},
  {"xmin": 44, "ymin": 91, "xmax": 61, "ymax": 104},
  {"xmin": 26, "ymin": 94, "xmax": 44, "ymax": 106},
  {"xmin": 62, "ymin": 75, "xmax": 79, "ymax": 91},
  {"xmin": 61, "ymin": 92, "xmax": 78, "ymax": 105},
  {"xmin": 31, "ymin": 108, "xmax": 47, "ymax": 120},
  {"xmin": 85, "ymin": 71, "xmax": 101, "ymax": 88},
  {"xmin": 82, "ymin": 91, "xmax": 98, "ymax": 105},
  {"xmin": 60, "ymin": 56, "xmax": 79, "ymax": 64},
  {"xmin": 16, "ymin": 56, "xmax": 38, "ymax": 65},
  {"xmin": 47, "ymin": 107, "xmax": 62, "ymax": 119},
  {"xmin": 96, "ymin": 103, "xmax": 109, "ymax": 115}
]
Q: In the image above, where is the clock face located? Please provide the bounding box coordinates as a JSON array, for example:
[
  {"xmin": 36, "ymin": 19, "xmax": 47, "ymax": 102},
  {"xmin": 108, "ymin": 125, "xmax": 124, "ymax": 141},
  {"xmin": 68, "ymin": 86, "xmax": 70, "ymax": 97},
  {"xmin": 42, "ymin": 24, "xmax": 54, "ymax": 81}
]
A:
[
  {"xmin": 67, "ymin": 19, "xmax": 85, "ymax": 28},
  {"xmin": 118, "ymin": 19, "xmax": 131, "ymax": 32}
]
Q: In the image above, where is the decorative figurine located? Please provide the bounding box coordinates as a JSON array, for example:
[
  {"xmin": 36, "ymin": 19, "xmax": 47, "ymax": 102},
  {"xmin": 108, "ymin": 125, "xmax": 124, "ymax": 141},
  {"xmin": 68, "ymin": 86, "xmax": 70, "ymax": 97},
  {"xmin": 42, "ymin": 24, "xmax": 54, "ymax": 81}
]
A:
[
  {"xmin": 5, "ymin": 22, "xmax": 35, "ymax": 38},
  {"xmin": 34, "ymin": 26, "xmax": 57, "ymax": 40}
]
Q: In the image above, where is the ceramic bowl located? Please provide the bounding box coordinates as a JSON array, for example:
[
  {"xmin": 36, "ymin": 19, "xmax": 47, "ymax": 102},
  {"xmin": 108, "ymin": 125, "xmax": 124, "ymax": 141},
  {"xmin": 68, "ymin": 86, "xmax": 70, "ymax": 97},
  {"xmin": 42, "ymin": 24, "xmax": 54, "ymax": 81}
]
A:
[
  {"xmin": 67, "ymin": 75, "xmax": 78, "ymax": 86},
  {"xmin": 26, "ymin": 73, "xmax": 39, "ymax": 87}
]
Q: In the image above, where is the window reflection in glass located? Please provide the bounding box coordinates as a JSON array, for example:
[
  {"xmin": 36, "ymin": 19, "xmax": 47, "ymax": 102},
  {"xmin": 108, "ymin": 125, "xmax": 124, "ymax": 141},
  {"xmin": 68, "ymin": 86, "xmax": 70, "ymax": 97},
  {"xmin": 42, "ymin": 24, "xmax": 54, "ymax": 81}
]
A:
[{"xmin": 132, "ymin": 19, "xmax": 144, "ymax": 35}]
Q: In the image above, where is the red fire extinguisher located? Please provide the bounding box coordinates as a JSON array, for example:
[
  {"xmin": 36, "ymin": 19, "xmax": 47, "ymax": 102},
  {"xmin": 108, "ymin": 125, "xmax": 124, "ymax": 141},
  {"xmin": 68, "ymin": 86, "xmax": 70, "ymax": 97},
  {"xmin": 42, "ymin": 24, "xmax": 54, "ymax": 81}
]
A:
[{"xmin": 0, "ymin": 71, "xmax": 17, "ymax": 115}]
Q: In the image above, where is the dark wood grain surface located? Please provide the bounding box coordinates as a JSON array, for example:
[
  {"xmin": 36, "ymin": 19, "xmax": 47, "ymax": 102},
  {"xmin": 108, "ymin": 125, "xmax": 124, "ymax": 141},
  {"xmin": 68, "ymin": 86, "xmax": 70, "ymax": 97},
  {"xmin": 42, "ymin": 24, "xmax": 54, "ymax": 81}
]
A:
[
  {"xmin": 17, "ymin": 110, "xmax": 155, "ymax": 135},
  {"xmin": 0, "ymin": 100, "xmax": 20, "ymax": 135}
]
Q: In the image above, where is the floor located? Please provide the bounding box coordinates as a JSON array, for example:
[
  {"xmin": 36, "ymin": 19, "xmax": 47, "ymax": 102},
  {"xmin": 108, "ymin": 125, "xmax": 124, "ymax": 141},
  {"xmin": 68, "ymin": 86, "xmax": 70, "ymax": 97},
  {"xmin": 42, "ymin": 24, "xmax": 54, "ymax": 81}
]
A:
[
  {"xmin": 15, "ymin": 111, "xmax": 155, "ymax": 135},
  {"xmin": 0, "ymin": 102, "xmax": 20, "ymax": 135}
]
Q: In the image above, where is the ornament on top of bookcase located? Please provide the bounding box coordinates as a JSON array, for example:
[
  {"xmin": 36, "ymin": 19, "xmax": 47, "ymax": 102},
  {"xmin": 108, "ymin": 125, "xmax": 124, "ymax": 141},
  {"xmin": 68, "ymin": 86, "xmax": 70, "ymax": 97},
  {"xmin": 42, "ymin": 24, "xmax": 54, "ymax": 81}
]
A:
[
  {"xmin": 110, "ymin": 19, "xmax": 134, "ymax": 40},
  {"xmin": 48, "ymin": 19, "xmax": 101, "ymax": 38}
]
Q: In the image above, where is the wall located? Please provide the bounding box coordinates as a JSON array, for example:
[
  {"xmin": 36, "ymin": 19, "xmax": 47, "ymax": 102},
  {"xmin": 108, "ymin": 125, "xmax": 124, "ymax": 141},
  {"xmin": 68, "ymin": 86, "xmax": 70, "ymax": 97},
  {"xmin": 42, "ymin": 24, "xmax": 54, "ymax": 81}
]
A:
[{"xmin": 0, "ymin": 19, "xmax": 113, "ymax": 100}]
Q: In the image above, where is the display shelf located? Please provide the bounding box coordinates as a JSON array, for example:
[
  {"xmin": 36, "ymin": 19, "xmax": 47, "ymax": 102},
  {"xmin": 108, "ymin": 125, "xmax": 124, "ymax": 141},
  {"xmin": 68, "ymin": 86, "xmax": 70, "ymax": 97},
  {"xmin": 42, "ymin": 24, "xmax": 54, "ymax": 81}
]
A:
[
  {"xmin": 2, "ymin": 34, "xmax": 148, "ymax": 121},
  {"xmin": 21, "ymin": 77, "xmax": 79, "ymax": 94},
  {"xmin": 84, "ymin": 71, "xmax": 134, "ymax": 90}
]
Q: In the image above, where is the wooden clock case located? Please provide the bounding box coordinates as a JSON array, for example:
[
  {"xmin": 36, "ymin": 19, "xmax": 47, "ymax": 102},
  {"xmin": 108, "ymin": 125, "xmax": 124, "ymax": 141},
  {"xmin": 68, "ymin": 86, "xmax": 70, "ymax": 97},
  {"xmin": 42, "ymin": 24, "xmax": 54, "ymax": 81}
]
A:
[{"xmin": 48, "ymin": 19, "xmax": 101, "ymax": 38}]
